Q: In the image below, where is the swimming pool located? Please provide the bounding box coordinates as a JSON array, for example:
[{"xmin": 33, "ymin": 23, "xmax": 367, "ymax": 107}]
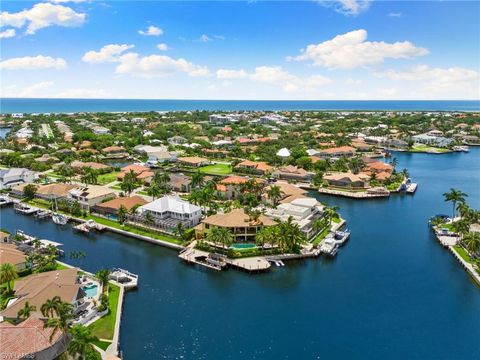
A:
[
  {"xmin": 230, "ymin": 243, "xmax": 256, "ymax": 250},
  {"xmin": 83, "ymin": 284, "xmax": 98, "ymax": 298}
]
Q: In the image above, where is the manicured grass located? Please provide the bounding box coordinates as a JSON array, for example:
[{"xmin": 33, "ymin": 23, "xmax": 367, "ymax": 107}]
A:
[
  {"xmin": 411, "ymin": 145, "xmax": 450, "ymax": 153},
  {"xmin": 97, "ymin": 172, "xmax": 120, "ymax": 185},
  {"xmin": 453, "ymin": 245, "xmax": 475, "ymax": 265},
  {"xmin": 55, "ymin": 262, "xmax": 69, "ymax": 270},
  {"xmin": 312, "ymin": 227, "xmax": 330, "ymax": 245},
  {"xmin": 87, "ymin": 215, "xmax": 183, "ymax": 245},
  {"xmin": 88, "ymin": 283, "xmax": 120, "ymax": 340},
  {"xmin": 199, "ymin": 163, "xmax": 232, "ymax": 175},
  {"xmin": 92, "ymin": 339, "xmax": 112, "ymax": 351}
]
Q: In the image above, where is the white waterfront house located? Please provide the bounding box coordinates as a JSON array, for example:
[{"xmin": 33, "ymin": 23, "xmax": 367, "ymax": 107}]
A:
[
  {"xmin": 264, "ymin": 197, "xmax": 324, "ymax": 239},
  {"xmin": 68, "ymin": 185, "xmax": 116, "ymax": 210},
  {"xmin": 0, "ymin": 168, "xmax": 37, "ymax": 190},
  {"xmin": 136, "ymin": 195, "xmax": 202, "ymax": 228}
]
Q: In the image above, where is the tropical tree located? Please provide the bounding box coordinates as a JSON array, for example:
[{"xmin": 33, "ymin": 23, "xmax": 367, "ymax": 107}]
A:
[
  {"xmin": 81, "ymin": 167, "xmax": 98, "ymax": 186},
  {"xmin": 191, "ymin": 171, "xmax": 205, "ymax": 189},
  {"xmin": 278, "ymin": 217, "xmax": 306, "ymax": 252},
  {"xmin": 117, "ymin": 205, "xmax": 127, "ymax": 224},
  {"xmin": 17, "ymin": 301, "xmax": 36, "ymax": 319},
  {"xmin": 463, "ymin": 232, "xmax": 480, "ymax": 257},
  {"xmin": 266, "ymin": 185, "xmax": 283, "ymax": 208},
  {"xmin": 41, "ymin": 296, "xmax": 62, "ymax": 318},
  {"xmin": 452, "ymin": 219, "xmax": 471, "ymax": 240},
  {"xmin": 349, "ymin": 157, "xmax": 365, "ymax": 175},
  {"xmin": 255, "ymin": 226, "xmax": 278, "ymax": 249},
  {"xmin": 95, "ymin": 269, "xmax": 110, "ymax": 291},
  {"xmin": 324, "ymin": 205, "xmax": 340, "ymax": 227},
  {"xmin": 173, "ymin": 222, "xmax": 186, "ymax": 240},
  {"xmin": 0, "ymin": 263, "xmax": 18, "ymax": 292},
  {"xmin": 67, "ymin": 324, "xmax": 100, "ymax": 360},
  {"xmin": 206, "ymin": 226, "xmax": 233, "ymax": 248},
  {"xmin": 144, "ymin": 212, "xmax": 154, "ymax": 226},
  {"xmin": 401, "ymin": 168, "xmax": 409, "ymax": 179},
  {"xmin": 443, "ymin": 188, "xmax": 467, "ymax": 219},
  {"xmin": 147, "ymin": 182, "xmax": 162, "ymax": 200},
  {"xmin": 44, "ymin": 301, "xmax": 75, "ymax": 342},
  {"xmin": 121, "ymin": 170, "xmax": 138, "ymax": 196},
  {"xmin": 23, "ymin": 184, "xmax": 38, "ymax": 201}
]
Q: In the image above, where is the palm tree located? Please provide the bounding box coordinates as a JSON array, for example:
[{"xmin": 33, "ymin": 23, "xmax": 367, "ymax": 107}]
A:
[
  {"xmin": 349, "ymin": 156, "xmax": 365, "ymax": 175},
  {"xmin": 67, "ymin": 324, "xmax": 100, "ymax": 360},
  {"xmin": 191, "ymin": 171, "xmax": 205, "ymax": 189},
  {"xmin": 81, "ymin": 166, "xmax": 98, "ymax": 186},
  {"xmin": 144, "ymin": 212, "xmax": 154, "ymax": 226},
  {"xmin": 117, "ymin": 205, "xmax": 127, "ymax": 224},
  {"xmin": 121, "ymin": 170, "xmax": 138, "ymax": 196},
  {"xmin": 278, "ymin": 217, "xmax": 306, "ymax": 252},
  {"xmin": 324, "ymin": 205, "xmax": 340, "ymax": 227},
  {"xmin": 463, "ymin": 232, "xmax": 480, "ymax": 257},
  {"xmin": 95, "ymin": 269, "xmax": 110, "ymax": 292},
  {"xmin": 206, "ymin": 226, "xmax": 233, "ymax": 248},
  {"xmin": 17, "ymin": 301, "xmax": 36, "ymax": 319},
  {"xmin": 147, "ymin": 182, "xmax": 162, "ymax": 200},
  {"xmin": 401, "ymin": 168, "xmax": 409, "ymax": 179},
  {"xmin": 44, "ymin": 302, "xmax": 74, "ymax": 342},
  {"xmin": 266, "ymin": 185, "xmax": 283, "ymax": 208},
  {"xmin": 312, "ymin": 217, "xmax": 328, "ymax": 235},
  {"xmin": 391, "ymin": 157, "xmax": 398, "ymax": 168},
  {"xmin": 41, "ymin": 296, "xmax": 62, "ymax": 318},
  {"xmin": 443, "ymin": 188, "xmax": 467, "ymax": 219},
  {"xmin": 173, "ymin": 222, "xmax": 186, "ymax": 240},
  {"xmin": 255, "ymin": 226, "xmax": 278, "ymax": 249},
  {"xmin": 0, "ymin": 263, "xmax": 18, "ymax": 292}
]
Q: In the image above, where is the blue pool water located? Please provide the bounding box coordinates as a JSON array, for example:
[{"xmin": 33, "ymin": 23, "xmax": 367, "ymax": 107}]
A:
[
  {"xmin": 231, "ymin": 243, "xmax": 257, "ymax": 250},
  {"xmin": 1, "ymin": 148, "xmax": 479, "ymax": 359},
  {"xmin": 83, "ymin": 284, "xmax": 98, "ymax": 298}
]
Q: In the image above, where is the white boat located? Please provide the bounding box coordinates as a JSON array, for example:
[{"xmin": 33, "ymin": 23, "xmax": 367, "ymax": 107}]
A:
[
  {"xmin": 319, "ymin": 238, "xmax": 338, "ymax": 257},
  {"xmin": 14, "ymin": 203, "xmax": 37, "ymax": 214},
  {"xmin": 332, "ymin": 230, "xmax": 350, "ymax": 246},
  {"xmin": 35, "ymin": 209, "xmax": 52, "ymax": 219},
  {"xmin": 16, "ymin": 229, "xmax": 37, "ymax": 243},
  {"xmin": 52, "ymin": 213, "xmax": 68, "ymax": 225},
  {"xmin": 0, "ymin": 196, "xmax": 12, "ymax": 207},
  {"xmin": 453, "ymin": 145, "xmax": 469, "ymax": 152}
]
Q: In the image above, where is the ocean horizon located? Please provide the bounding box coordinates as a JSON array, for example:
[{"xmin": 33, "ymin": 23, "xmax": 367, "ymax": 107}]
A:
[{"xmin": 1, "ymin": 98, "xmax": 479, "ymax": 114}]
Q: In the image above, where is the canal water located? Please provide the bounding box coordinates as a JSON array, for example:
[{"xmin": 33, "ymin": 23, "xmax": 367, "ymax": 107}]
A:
[{"xmin": 1, "ymin": 149, "xmax": 479, "ymax": 359}]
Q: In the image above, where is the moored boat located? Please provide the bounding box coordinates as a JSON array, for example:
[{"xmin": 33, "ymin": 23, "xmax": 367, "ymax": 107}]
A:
[{"xmin": 52, "ymin": 213, "xmax": 69, "ymax": 225}]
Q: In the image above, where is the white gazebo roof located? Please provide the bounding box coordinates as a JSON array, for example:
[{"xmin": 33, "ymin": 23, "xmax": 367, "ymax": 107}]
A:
[{"xmin": 276, "ymin": 148, "xmax": 291, "ymax": 157}]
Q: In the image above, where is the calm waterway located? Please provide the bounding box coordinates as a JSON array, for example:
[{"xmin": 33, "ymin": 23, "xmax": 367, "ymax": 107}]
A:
[{"xmin": 0, "ymin": 149, "xmax": 479, "ymax": 359}]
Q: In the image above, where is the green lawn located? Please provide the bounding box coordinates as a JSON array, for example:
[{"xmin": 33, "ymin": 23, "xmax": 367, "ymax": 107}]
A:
[
  {"xmin": 97, "ymin": 172, "xmax": 120, "ymax": 185},
  {"xmin": 92, "ymin": 339, "xmax": 112, "ymax": 351},
  {"xmin": 88, "ymin": 283, "xmax": 120, "ymax": 340},
  {"xmin": 87, "ymin": 214, "xmax": 183, "ymax": 245},
  {"xmin": 453, "ymin": 245, "xmax": 475, "ymax": 265},
  {"xmin": 411, "ymin": 145, "xmax": 450, "ymax": 153},
  {"xmin": 312, "ymin": 227, "xmax": 330, "ymax": 245},
  {"xmin": 199, "ymin": 163, "xmax": 232, "ymax": 175}
]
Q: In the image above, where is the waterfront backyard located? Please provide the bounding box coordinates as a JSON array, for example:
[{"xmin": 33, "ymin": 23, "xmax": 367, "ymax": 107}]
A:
[{"xmin": 1, "ymin": 148, "xmax": 479, "ymax": 359}]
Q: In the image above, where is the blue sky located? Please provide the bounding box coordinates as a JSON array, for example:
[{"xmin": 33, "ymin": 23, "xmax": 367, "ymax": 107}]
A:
[{"xmin": 1, "ymin": 1, "xmax": 479, "ymax": 100}]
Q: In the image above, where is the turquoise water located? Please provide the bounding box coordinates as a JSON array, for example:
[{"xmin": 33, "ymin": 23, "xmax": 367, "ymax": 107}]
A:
[
  {"xmin": 83, "ymin": 284, "xmax": 98, "ymax": 298},
  {"xmin": 1, "ymin": 148, "xmax": 479, "ymax": 359},
  {"xmin": 1, "ymin": 98, "xmax": 479, "ymax": 113},
  {"xmin": 231, "ymin": 243, "xmax": 257, "ymax": 250}
]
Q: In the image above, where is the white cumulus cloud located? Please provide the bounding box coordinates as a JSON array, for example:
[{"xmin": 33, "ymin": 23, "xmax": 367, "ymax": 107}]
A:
[
  {"xmin": 0, "ymin": 55, "xmax": 67, "ymax": 70},
  {"xmin": 216, "ymin": 66, "xmax": 332, "ymax": 93},
  {"xmin": 82, "ymin": 44, "xmax": 134, "ymax": 63},
  {"xmin": 138, "ymin": 25, "xmax": 163, "ymax": 36},
  {"xmin": 288, "ymin": 29, "xmax": 428, "ymax": 69},
  {"xmin": 318, "ymin": 0, "xmax": 371, "ymax": 16},
  {"xmin": 115, "ymin": 53, "xmax": 210, "ymax": 78},
  {"xmin": 0, "ymin": 3, "xmax": 86, "ymax": 35},
  {"xmin": 19, "ymin": 81, "xmax": 54, "ymax": 97},
  {"xmin": 0, "ymin": 29, "xmax": 16, "ymax": 38},
  {"xmin": 156, "ymin": 43, "xmax": 169, "ymax": 51}
]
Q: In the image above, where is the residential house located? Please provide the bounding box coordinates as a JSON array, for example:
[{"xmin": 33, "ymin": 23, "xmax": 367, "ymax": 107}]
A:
[
  {"xmin": 318, "ymin": 146, "xmax": 356, "ymax": 158},
  {"xmin": 135, "ymin": 195, "xmax": 202, "ymax": 228},
  {"xmin": 323, "ymin": 172, "xmax": 370, "ymax": 189},
  {"xmin": 195, "ymin": 208, "xmax": 277, "ymax": 242},
  {"xmin": 102, "ymin": 145, "xmax": 128, "ymax": 158},
  {"xmin": 0, "ymin": 168, "xmax": 37, "ymax": 190},
  {"xmin": 273, "ymin": 165, "xmax": 313, "ymax": 182},
  {"xmin": 177, "ymin": 156, "xmax": 209, "ymax": 167},
  {"xmin": 0, "ymin": 243, "xmax": 27, "ymax": 271},
  {"xmin": 235, "ymin": 160, "xmax": 273, "ymax": 175},
  {"xmin": 92, "ymin": 195, "xmax": 148, "ymax": 217},
  {"xmin": 68, "ymin": 185, "xmax": 116, "ymax": 210},
  {"xmin": 71, "ymin": 161, "xmax": 111, "ymax": 172},
  {"xmin": 412, "ymin": 134, "xmax": 453, "ymax": 148},
  {"xmin": 117, "ymin": 164, "xmax": 154, "ymax": 184},
  {"xmin": 11, "ymin": 183, "xmax": 79, "ymax": 201},
  {"xmin": 0, "ymin": 316, "xmax": 67, "ymax": 360},
  {"xmin": 168, "ymin": 173, "xmax": 192, "ymax": 193},
  {"xmin": 0, "ymin": 268, "xmax": 83, "ymax": 321},
  {"xmin": 264, "ymin": 197, "xmax": 324, "ymax": 239}
]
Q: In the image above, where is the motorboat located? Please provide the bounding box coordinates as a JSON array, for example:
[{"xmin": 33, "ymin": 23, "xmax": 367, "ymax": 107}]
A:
[
  {"xmin": 332, "ymin": 230, "xmax": 351, "ymax": 246},
  {"xmin": 14, "ymin": 203, "xmax": 37, "ymax": 215},
  {"xmin": 52, "ymin": 213, "xmax": 69, "ymax": 225},
  {"xmin": 0, "ymin": 196, "xmax": 12, "ymax": 207},
  {"xmin": 319, "ymin": 238, "xmax": 338, "ymax": 257},
  {"xmin": 35, "ymin": 209, "xmax": 52, "ymax": 219}
]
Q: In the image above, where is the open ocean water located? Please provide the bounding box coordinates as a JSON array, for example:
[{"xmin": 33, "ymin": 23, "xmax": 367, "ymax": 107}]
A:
[{"xmin": 1, "ymin": 98, "xmax": 479, "ymax": 113}]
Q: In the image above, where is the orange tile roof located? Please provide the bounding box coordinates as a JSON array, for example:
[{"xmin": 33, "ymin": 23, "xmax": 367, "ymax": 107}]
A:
[{"xmin": 96, "ymin": 195, "xmax": 148, "ymax": 211}]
